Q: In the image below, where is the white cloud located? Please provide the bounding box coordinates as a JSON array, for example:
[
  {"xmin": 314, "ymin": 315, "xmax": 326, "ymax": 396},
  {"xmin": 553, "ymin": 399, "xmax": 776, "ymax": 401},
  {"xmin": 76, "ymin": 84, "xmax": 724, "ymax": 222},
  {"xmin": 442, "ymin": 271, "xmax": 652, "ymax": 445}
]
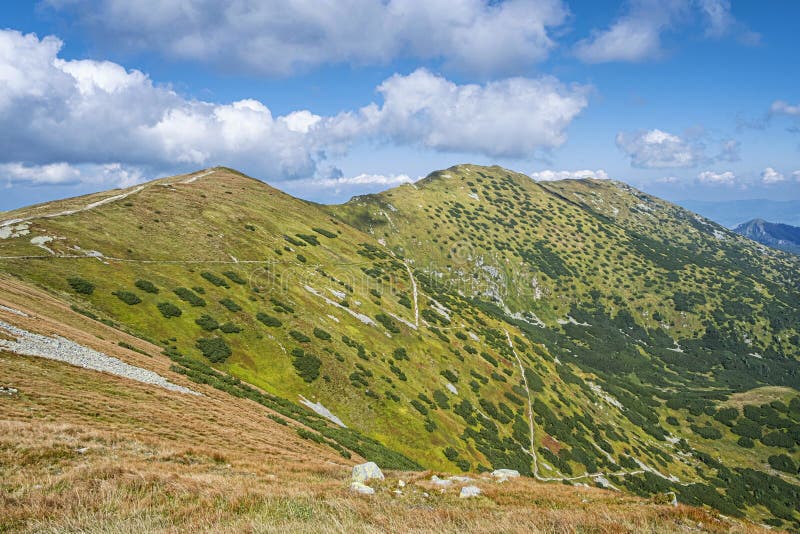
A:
[
  {"xmin": 793, "ymin": 171, "xmax": 800, "ymax": 181},
  {"xmin": 616, "ymin": 129, "xmax": 704, "ymax": 168},
  {"xmin": 715, "ymin": 139, "xmax": 740, "ymax": 162},
  {"xmin": 0, "ymin": 30, "xmax": 588, "ymax": 188},
  {"xmin": 770, "ymin": 100, "xmax": 800, "ymax": 117},
  {"xmin": 697, "ymin": 170, "xmax": 735, "ymax": 184},
  {"xmin": 761, "ymin": 167, "xmax": 785, "ymax": 184},
  {"xmin": 530, "ymin": 169, "xmax": 609, "ymax": 181},
  {"xmin": 574, "ymin": 0, "xmax": 758, "ymax": 63},
  {"xmin": 312, "ymin": 173, "xmax": 413, "ymax": 188},
  {"xmin": 655, "ymin": 176, "xmax": 680, "ymax": 184},
  {"xmin": 349, "ymin": 69, "xmax": 590, "ymax": 158},
  {"xmin": 44, "ymin": 0, "xmax": 568, "ymax": 77},
  {"xmin": 0, "ymin": 162, "xmax": 81, "ymax": 185}
]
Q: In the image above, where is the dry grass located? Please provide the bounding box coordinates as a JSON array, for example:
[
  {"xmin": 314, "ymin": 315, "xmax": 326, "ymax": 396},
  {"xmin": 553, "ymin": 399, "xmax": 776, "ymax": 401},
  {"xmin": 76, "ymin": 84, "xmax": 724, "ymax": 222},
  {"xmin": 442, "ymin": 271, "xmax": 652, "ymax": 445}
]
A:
[{"xmin": 0, "ymin": 276, "xmax": 772, "ymax": 533}]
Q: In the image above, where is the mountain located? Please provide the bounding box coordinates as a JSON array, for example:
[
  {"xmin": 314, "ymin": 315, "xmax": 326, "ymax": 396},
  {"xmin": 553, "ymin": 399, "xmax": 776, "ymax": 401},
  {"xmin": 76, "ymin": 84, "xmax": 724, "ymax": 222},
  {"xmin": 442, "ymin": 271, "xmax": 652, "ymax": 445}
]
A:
[
  {"xmin": 1, "ymin": 165, "xmax": 799, "ymax": 530},
  {"xmin": 677, "ymin": 199, "xmax": 800, "ymax": 228},
  {"xmin": 734, "ymin": 218, "xmax": 800, "ymax": 254}
]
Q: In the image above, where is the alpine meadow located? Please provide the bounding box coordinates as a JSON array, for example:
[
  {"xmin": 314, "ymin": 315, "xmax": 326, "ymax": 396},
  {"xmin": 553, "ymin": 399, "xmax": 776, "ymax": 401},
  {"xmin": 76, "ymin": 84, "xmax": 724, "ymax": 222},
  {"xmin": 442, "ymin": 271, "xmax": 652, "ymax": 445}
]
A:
[{"xmin": 1, "ymin": 1, "xmax": 799, "ymax": 533}]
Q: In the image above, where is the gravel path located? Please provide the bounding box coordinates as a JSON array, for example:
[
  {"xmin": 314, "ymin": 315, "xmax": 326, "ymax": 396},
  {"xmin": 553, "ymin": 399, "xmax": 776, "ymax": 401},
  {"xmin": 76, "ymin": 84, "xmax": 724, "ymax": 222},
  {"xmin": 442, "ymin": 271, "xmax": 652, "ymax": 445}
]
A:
[{"xmin": 0, "ymin": 320, "xmax": 198, "ymax": 395}]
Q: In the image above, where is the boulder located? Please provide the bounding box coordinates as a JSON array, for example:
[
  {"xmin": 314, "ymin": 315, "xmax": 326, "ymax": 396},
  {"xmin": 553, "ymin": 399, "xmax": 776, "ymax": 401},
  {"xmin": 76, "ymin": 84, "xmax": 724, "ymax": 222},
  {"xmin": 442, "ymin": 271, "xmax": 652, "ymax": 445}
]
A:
[
  {"xmin": 349, "ymin": 482, "xmax": 375, "ymax": 495},
  {"xmin": 491, "ymin": 469, "xmax": 520, "ymax": 479},
  {"xmin": 459, "ymin": 486, "xmax": 481, "ymax": 498},
  {"xmin": 351, "ymin": 461, "xmax": 384, "ymax": 483},
  {"xmin": 431, "ymin": 475, "xmax": 452, "ymax": 487}
]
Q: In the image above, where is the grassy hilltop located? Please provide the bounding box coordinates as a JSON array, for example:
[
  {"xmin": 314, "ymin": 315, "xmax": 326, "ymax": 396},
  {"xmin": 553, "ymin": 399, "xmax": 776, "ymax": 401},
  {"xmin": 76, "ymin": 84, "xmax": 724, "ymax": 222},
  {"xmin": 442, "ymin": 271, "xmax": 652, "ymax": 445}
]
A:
[{"xmin": 1, "ymin": 165, "xmax": 798, "ymax": 529}]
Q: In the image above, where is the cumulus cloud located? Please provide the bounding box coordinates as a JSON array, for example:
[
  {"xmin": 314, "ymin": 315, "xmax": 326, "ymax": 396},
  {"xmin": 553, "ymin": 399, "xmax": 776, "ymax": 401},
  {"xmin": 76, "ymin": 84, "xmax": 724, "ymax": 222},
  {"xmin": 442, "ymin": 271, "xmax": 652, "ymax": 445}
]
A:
[
  {"xmin": 0, "ymin": 30, "xmax": 589, "ymax": 187},
  {"xmin": 770, "ymin": 100, "xmax": 800, "ymax": 117},
  {"xmin": 44, "ymin": 0, "xmax": 568, "ymax": 77},
  {"xmin": 697, "ymin": 170, "xmax": 736, "ymax": 184},
  {"xmin": 0, "ymin": 162, "xmax": 81, "ymax": 185},
  {"xmin": 616, "ymin": 129, "xmax": 704, "ymax": 168},
  {"xmin": 529, "ymin": 169, "xmax": 609, "ymax": 181},
  {"xmin": 574, "ymin": 0, "xmax": 758, "ymax": 63},
  {"xmin": 349, "ymin": 69, "xmax": 590, "ymax": 158},
  {"xmin": 761, "ymin": 167, "xmax": 785, "ymax": 184},
  {"xmin": 312, "ymin": 173, "xmax": 413, "ymax": 188}
]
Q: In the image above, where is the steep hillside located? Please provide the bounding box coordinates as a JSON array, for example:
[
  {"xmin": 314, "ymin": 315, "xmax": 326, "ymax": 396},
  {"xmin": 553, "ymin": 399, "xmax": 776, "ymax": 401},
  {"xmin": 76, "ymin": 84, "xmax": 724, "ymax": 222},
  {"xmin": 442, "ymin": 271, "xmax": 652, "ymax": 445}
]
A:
[
  {"xmin": 734, "ymin": 219, "xmax": 800, "ymax": 254},
  {"xmin": 2, "ymin": 165, "xmax": 799, "ymax": 528},
  {"xmin": 4, "ymin": 276, "xmax": 745, "ymax": 533}
]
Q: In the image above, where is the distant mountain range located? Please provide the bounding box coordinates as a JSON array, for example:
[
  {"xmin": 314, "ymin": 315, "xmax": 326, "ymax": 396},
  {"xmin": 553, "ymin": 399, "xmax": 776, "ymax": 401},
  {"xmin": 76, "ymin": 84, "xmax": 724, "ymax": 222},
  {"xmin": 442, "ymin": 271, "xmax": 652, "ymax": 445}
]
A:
[
  {"xmin": 734, "ymin": 218, "xmax": 800, "ymax": 254},
  {"xmin": 678, "ymin": 199, "xmax": 800, "ymax": 228}
]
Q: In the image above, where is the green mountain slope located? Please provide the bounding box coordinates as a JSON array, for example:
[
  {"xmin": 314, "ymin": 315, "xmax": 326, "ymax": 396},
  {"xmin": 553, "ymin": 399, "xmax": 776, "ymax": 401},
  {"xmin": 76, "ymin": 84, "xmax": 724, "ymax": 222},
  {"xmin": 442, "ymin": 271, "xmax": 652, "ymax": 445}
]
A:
[{"xmin": 2, "ymin": 165, "xmax": 799, "ymax": 528}]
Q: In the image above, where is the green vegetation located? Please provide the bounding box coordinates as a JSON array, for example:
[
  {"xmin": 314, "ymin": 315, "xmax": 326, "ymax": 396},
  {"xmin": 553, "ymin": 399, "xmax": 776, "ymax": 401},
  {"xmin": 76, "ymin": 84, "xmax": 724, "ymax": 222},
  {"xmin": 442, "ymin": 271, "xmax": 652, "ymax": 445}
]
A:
[
  {"xmin": 67, "ymin": 277, "xmax": 94, "ymax": 295},
  {"xmin": 195, "ymin": 314, "xmax": 220, "ymax": 331},
  {"xmin": 196, "ymin": 337, "xmax": 232, "ymax": 363},
  {"xmin": 156, "ymin": 302, "xmax": 182, "ymax": 318},
  {"xmin": 112, "ymin": 290, "xmax": 141, "ymax": 305},
  {"xmin": 256, "ymin": 312, "xmax": 281, "ymax": 327},
  {"xmin": 173, "ymin": 287, "xmax": 206, "ymax": 307},
  {"xmin": 292, "ymin": 348, "xmax": 322, "ymax": 382},
  {"xmin": 134, "ymin": 279, "xmax": 159, "ymax": 294},
  {"xmin": 8, "ymin": 165, "xmax": 800, "ymax": 527}
]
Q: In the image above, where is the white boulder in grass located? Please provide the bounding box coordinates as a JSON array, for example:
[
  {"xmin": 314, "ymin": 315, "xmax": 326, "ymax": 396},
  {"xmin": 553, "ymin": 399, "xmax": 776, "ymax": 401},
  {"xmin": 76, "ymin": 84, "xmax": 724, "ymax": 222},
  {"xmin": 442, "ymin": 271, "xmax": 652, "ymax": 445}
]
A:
[
  {"xmin": 351, "ymin": 461, "xmax": 384, "ymax": 484},
  {"xmin": 491, "ymin": 469, "xmax": 520, "ymax": 482},
  {"xmin": 459, "ymin": 486, "xmax": 481, "ymax": 498},
  {"xmin": 350, "ymin": 482, "xmax": 375, "ymax": 495}
]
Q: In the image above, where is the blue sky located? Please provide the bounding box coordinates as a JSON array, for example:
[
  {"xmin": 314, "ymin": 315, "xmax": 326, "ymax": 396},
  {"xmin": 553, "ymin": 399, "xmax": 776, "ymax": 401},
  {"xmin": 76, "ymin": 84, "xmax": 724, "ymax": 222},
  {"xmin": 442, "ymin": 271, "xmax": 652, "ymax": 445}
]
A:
[{"xmin": 1, "ymin": 0, "xmax": 798, "ymax": 211}]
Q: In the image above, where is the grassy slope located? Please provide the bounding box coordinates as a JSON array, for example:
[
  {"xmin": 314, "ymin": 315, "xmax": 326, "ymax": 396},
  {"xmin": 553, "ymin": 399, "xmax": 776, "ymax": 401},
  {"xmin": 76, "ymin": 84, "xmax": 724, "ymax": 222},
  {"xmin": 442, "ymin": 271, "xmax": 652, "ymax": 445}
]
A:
[
  {"xmin": 0, "ymin": 274, "xmax": 759, "ymax": 533},
  {"xmin": 1, "ymin": 165, "xmax": 799, "ymax": 527}
]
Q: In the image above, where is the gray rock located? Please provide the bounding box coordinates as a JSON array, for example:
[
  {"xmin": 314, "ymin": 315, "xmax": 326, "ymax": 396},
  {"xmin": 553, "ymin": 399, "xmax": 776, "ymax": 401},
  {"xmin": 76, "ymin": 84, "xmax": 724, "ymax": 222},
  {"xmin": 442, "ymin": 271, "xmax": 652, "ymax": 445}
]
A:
[
  {"xmin": 491, "ymin": 469, "xmax": 520, "ymax": 478},
  {"xmin": 459, "ymin": 486, "xmax": 481, "ymax": 498},
  {"xmin": 349, "ymin": 482, "xmax": 375, "ymax": 495},
  {"xmin": 352, "ymin": 461, "xmax": 384, "ymax": 483}
]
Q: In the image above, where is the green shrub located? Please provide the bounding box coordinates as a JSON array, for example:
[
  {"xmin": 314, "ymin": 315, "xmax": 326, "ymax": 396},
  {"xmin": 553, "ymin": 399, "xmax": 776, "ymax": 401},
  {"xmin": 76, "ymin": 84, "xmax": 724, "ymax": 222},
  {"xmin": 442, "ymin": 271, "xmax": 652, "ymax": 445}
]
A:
[
  {"xmin": 195, "ymin": 314, "xmax": 219, "ymax": 331},
  {"xmin": 768, "ymin": 454, "xmax": 798, "ymax": 474},
  {"xmin": 313, "ymin": 327, "xmax": 331, "ymax": 341},
  {"xmin": 296, "ymin": 254, "xmax": 307, "ymax": 263},
  {"xmin": 312, "ymin": 227, "xmax": 337, "ymax": 239},
  {"xmin": 440, "ymin": 369, "xmax": 458, "ymax": 383},
  {"xmin": 292, "ymin": 349, "xmax": 321, "ymax": 382},
  {"xmin": 67, "ymin": 277, "xmax": 94, "ymax": 295},
  {"xmin": 393, "ymin": 347, "xmax": 409, "ymax": 361},
  {"xmin": 196, "ymin": 337, "xmax": 232, "ymax": 363},
  {"xmin": 220, "ymin": 322, "xmax": 242, "ymax": 334},
  {"xmin": 70, "ymin": 305, "xmax": 97, "ymax": 320},
  {"xmin": 762, "ymin": 431, "xmax": 794, "ymax": 448},
  {"xmin": 737, "ymin": 436, "xmax": 755, "ymax": 448},
  {"xmin": 113, "ymin": 290, "xmax": 141, "ymax": 305},
  {"xmin": 289, "ymin": 330, "xmax": 311, "ymax": 343},
  {"xmin": 690, "ymin": 424, "xmax": 722, "ymax": 440},
  {"xmin": 222, "ymin": 271, "xmax": 246, "ymax": 285},
  {"xmin": 219, "ymin": 298, "xmax": 241, "ymax": 312},
  {"xmin": 375, "ymin": 313, "xmax": 400, "ymax": 334},
  {"xmin": 135, "ymin": 279, "xmax": 159, "ymax": 294},
  {"xmin": 173, "ymin": 287, "xmax": 206, "ymax": 307},
  {"xmin": 256, "ymin": 312, "xmax": 282, "ymax": 327},
  {"xmin": 443, "ymin": 447, "xmax": 459, "ymax": 461},
  {"xmin": 157, "ymin": 302, "xmax": 182, "ymax": 318},
  {"xmin": 410, "ymin": 399, "xmax": 428, "ymax": 415},
  {"xmin": 296, "ymin": 233, "xmax": 320, "ymax": 246},
  {"xmin": 201, "ymin": 272, "xmax": 229, "ymax": 288}
]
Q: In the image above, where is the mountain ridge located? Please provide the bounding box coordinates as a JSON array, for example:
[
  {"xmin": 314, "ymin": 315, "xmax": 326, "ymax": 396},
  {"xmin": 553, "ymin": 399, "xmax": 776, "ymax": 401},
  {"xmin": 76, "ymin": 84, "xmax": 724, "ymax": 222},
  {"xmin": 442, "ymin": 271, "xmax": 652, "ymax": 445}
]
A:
[
  {"xmin": 2, "ymin": 164, "xmax": 799, "ymax": 529},
  {"xmin": 734, "ymin": 218, "xmax": 800, "ymax": 255}
]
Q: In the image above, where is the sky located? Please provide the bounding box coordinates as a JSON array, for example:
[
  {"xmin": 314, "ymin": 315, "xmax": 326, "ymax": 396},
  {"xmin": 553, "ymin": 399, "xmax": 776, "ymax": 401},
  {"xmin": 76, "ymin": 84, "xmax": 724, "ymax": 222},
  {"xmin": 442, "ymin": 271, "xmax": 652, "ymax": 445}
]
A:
[{"xmin": 1, "ymin": 0, "xmax": 799, "ymax": 211}]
